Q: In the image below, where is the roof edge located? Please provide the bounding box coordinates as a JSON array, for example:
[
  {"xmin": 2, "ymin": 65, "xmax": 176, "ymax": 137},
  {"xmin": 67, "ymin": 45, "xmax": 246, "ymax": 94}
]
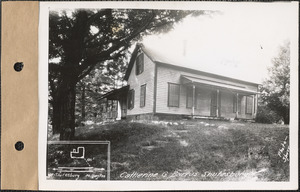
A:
[
  {"xmin": 99, "ymin": 85, "xmax": 129, "ymax": 100},
  {"xmin": 123, "ymin": 44, "xmax": 142, "ymax": 81},
  {"xmin": 156, "ymin": 61, "xmax": 260, "ymax": 86}
]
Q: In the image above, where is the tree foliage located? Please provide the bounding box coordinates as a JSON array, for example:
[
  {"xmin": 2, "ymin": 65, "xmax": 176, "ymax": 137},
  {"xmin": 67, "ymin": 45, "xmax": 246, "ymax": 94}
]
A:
[
  {"xmin": 49, "ymin": 9, "xmax": 204, "ymax": 84},
  {"xmin": 48, "ymin": 8, "xmax": 205, "ymax": 139},
  {"xmin": 259, "ymin": 41, "xmax": 290, "ymax": 124},
  {"xmin": 255, "ymin": 105, "xmax": 282, "ymax": 124},
  {"xmin": 75, "ymin": 59, "xmax": 127, "ymax": 125}
]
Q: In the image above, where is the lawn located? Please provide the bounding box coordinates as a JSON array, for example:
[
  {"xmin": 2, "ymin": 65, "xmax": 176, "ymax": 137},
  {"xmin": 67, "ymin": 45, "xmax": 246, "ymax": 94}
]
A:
[{"xmin": 64, "ymin": 120, "xmax": 289, "ymax": 181}]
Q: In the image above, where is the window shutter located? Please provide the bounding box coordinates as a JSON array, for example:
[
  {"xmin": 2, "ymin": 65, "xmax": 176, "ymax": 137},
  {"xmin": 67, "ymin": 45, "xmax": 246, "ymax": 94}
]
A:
[
  {"xmin": 139, "ymin": 54, "xmax": 144, "ymax": 74},
  {"xmin": 136, "ymin": 53, "xmax": 144, "ymax": 75},
  {"xmin": 140, "ymin": 84, "xmax": 146, "ymax": 107},
  {"xmin": 127, "ymin": 89, "xmax": 135, "ymax": 110},
  {"xmin": 132, "ymin": 89, "xmax": 135, "ymax": 109},
  {"xmin": 127, "ymin": 90, "xmax": 131, "ymax": 109}
]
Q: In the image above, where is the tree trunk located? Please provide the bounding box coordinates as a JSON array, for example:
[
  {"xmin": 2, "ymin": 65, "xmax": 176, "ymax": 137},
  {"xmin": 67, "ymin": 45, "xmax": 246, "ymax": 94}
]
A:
[
  {"xmin": 283, "ymin": 116, "xmax": 290, "ymax": 125},
  {"xmin": 61, "ymin": 83, "xmax": 76, "ymax": 140},
  {"xmin": 51, "ymin": 80, "xmax": 76, "ymax": 140},
  {"xmin": 81, "ymin": 84, "xmax": 86, "ymax": 125},
  {"xmin": 283, "ymin": 108, "xmax": 290, "ymax": 125},
  {"xmin": 52, "ymin": 95, "xmax": 61, "ymax": 134}
]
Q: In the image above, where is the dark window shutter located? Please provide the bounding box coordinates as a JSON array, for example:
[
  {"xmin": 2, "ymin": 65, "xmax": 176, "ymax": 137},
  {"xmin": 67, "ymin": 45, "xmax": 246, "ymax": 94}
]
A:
[
  {"xmin": 127, "ymin": 90, "xmax": 131, "ymax": 109},
  {"xmin": 136, "ymin": 53, "xmax": 144, "ymax": 75},
  {"xmin": 127, "ymin": 89, "xmax": 135, "ymax": 110},
  {"xmin": 140, "ymin": 84, "xmax": 146, "ymax": 107},
  {"xmin": 132, "ymin": 89, "xmax": 135, "ymax": 109}
]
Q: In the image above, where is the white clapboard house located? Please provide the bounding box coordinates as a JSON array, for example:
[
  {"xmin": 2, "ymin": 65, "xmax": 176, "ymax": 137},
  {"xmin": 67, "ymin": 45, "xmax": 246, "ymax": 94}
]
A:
[{"xmin": 100, "ymin": 43, "xmax": 259, "ymax": 121}]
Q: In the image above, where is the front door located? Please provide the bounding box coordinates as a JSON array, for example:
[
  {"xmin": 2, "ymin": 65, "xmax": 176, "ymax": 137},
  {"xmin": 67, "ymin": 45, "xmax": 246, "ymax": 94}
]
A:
[{"xmin": 210, "ymin": 91, "xmax": 217, "ymax": 116}]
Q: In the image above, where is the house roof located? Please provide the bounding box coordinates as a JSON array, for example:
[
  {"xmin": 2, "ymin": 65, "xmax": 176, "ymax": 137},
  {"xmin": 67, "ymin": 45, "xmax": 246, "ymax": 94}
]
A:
[
  {"xmin": 99, "ymin": 85, "xmax": 129, "ymax": 100},
  {"xmin": 124, "ymin": 45, "xmax": 140, "ymax": 81},
  {"xmin": 124, "ymin": 43, "xmax": 260, "ymax": 85},
  {"xmin": 181, "ymin": 75, "xmax": 258, "ymax": 94}
]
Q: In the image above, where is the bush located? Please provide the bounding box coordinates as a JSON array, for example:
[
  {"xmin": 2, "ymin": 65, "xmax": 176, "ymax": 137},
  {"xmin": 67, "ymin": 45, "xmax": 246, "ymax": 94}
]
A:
[{"xmin": 255, "ymin": 105, "xmax": 281, "ymax": 124}]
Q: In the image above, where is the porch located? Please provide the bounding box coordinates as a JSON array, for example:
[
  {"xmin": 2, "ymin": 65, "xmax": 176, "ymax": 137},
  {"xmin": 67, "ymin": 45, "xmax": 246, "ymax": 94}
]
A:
[
  {"xmin": 181, "ymin": 75, "xmax": 258, "ymax": 120},
  {"xmin": 99, "ymin": 85, "xmax": 129, "ymax": 120}
]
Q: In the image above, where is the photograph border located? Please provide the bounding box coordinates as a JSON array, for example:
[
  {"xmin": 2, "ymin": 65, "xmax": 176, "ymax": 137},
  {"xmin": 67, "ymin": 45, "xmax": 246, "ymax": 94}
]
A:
[{"xmin": 38, "ymin": 1, "xmax": 299, "ymax": 190}]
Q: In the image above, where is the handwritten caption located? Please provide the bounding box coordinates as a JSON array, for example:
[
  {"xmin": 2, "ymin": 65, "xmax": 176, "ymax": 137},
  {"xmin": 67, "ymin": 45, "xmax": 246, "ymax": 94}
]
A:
[
  {"xmin": 119, "ymin": 170, "xmax": 255, "ymax": 179},
  {"xmin": 278, "ymin": 136, "xmax": 289, "ymax": 163},
  {"xmin": 49, "ymin": 172, "xmax": 106, "ymax": 180}
]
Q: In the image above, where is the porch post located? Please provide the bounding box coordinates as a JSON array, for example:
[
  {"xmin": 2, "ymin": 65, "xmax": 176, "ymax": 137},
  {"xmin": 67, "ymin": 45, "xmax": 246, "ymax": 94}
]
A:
[
  {"xmin": 216, "ymin": 89, "xmax": 219, "ymax": 117},
  {"xmin": 106, "ymin": 98, "xmax": 108, "ymax": 120},
  {"xmin": 255, "ymin": 94, "xmax": 258, "ymax": 117},
  {"xmin": 192, "ymin": 84, "xmax": 196, "ymax": 117},
  {"xmin": 116, "ymin": 101, "xmax": 121, "ymax": 120},
  {"xmin": 252, "ymin": 95, "xmax": 255, "ymax": 118},
  {"xmin": 236, "ymin": 93, "xmax": 239, "ymax": 118}
]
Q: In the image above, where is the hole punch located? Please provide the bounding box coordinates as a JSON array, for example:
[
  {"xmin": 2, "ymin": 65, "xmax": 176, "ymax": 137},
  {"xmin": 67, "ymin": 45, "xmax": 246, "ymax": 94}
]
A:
[
  {"xmin": 14, "ymin": 62, "xmax": 24, "ymax": 72},
  {"xmin": 15, "ymin": 141, "xmax": 24, "ymax": 151}
]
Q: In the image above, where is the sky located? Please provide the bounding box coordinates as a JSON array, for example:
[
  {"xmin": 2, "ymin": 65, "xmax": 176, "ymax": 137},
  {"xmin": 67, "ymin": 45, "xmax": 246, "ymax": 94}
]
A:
[
  {"xmin": 142, "ymin": 4, "xmax": 296, "ymax": 84},
  {"xmin": 49, "ymin": 2, "xmax": 297, "ymax": 84}
]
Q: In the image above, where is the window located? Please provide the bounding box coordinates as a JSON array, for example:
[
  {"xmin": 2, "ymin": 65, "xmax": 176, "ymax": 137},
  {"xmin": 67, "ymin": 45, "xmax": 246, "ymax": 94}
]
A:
[
  {"xmin": 186, "ymin": 86, "xmax": 193, "ymax": 108},
  {"xmin": 168, "ymin": 83, "xmax": 180, "ymax": 107},
  {"xmin": 140, "ymin": 84, "xmax": 146, "ymax": 107},
  {"xmin": 136, "ymin": 53, "xmax": 144, "ymax": 75},
  {"xmin": 127, "ymin": 89, "xmax": 135, "ymax": 110},
  {"xmin": 186, "ymin": 86, "xmax": 196, "ymax": 108},
  {"xmin": 246, "ymin": 96, "xmax": 253, "ymax": 114}
]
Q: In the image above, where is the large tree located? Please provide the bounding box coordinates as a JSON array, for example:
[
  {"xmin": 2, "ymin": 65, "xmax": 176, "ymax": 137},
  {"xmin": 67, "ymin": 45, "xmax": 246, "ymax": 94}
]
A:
[
  {"xmin": 260, "ymin": 41, "xmax": 290, "ymax": 124},
  {"xmin": 49, "ymin": 9, "xmax": 205, "ymax": 140}
]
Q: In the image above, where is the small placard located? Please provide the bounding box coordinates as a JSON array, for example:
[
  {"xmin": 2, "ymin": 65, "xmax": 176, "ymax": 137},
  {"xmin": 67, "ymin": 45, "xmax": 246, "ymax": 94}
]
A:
[{"xmin": 47, "ymin": 141, "xmax": 110, "ymax": 180}]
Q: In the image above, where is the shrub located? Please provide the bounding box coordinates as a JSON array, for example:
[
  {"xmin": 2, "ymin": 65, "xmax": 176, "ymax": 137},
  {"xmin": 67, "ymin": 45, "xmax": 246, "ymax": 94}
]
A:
[{"xmin": 255, "ymin": 105, "xmax": 281, "ymax": 124}]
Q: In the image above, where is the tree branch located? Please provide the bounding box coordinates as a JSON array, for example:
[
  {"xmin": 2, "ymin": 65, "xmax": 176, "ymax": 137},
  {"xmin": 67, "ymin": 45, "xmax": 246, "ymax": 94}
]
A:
[{"xmin": 76, "ymin": 13, "xmax": 155, "ymax": 80}]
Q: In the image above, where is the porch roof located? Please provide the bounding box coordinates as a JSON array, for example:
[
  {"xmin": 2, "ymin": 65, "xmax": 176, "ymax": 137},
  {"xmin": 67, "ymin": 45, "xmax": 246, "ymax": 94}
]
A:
[
  {"xmin": 181, "ymin": 75, "xmax": 258, "ymax": 94},
  {"xmin": 99, "ymin": 85, "xmax": 129, "ymax": 100}
]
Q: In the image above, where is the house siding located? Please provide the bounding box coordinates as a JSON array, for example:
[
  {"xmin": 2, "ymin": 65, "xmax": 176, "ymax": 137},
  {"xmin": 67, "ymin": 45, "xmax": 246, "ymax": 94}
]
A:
[
  {"xmin": 155, "ymin": 64, "xmax": 258, "ymax": 119},
  {"xmin": 127, "ymin": 51, "xmax": 155, "ymax": 115}
]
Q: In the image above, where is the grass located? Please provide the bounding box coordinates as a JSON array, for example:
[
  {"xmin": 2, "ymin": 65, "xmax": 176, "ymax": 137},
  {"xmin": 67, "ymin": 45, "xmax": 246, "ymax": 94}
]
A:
[{"xmin": 65, "ymin": 120, "xmax": 289, "ymax": 181}]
